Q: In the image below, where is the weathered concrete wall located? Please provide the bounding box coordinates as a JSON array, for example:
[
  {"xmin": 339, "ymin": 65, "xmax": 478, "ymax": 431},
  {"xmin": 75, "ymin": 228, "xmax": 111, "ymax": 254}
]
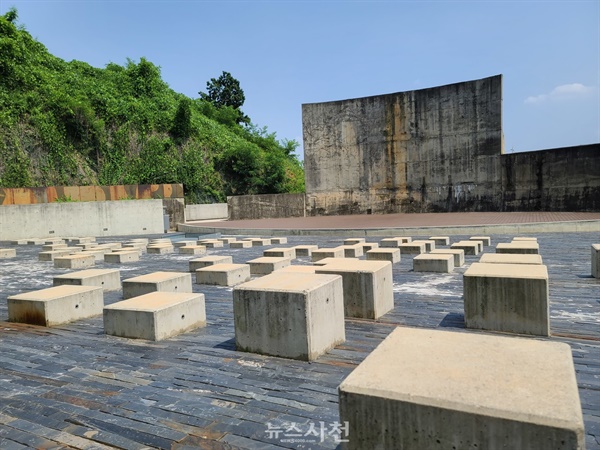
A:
[
  {"xmin": 501, "ymin": 144, "xmax": 600, "ymax": 211},
  {"xmin": 228, "ymin": 194, "xmax": 305, "ymax": 220},
  {"xmin": 185, "ymin": 203, "xmax": 228, "ymax": 221},
  {"xmin": 163, "ymin": 198, "xmax": 185, "ymax": 230},
  {"xmin": 303, "ymin": 75, "xmax": 504, "ymax": 215},
  {"xmin": 0, "ymin": 200, "xmax": 164, "ymax": 240}
]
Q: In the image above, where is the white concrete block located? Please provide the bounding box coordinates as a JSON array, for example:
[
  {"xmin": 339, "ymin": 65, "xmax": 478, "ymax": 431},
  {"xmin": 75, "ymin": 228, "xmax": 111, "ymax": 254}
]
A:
[
  {"xmin": 413, "ymin": 254, "xmax": 454, "ymax": 273},
  {"xmin": 147, "ymin": 244, "xmax": 174, "ymax": 254},
  {"xmin": 344, "ymin": 238, "xmax": 365, "ymax": 245},
  {"xmin": 496, "ymin": 242, "xmax": 539, "ymax": 254},
  {"xmin": 104, "ymin": 251, "xmax": 140, "ymax": 264},
  {"xmin": 54, "ymin": 269, "xmax": 121, "ymax": 291},
  {"xmin": 122, "ymin": 271, "xmax": 193, "ymax": 299},
  {"xmin": 270, "ymin": 237, "xmax": 288, "ymax": 244},
  {"xmin": 38, "ymin": 248, "xmax": 83, "ymax": 261},
  {"xmin": 293, "ymin": 245, "xmax": 318, "ymax": 256},
  {"xmin": 398, "ymin": 242, "xmax": 426, "ymax": 254},
  {"xmin": 412, "ymin": 240, "xmax": 435, "ymax": 252},
  {"xmin": 178, "ymin": 245, "xmax": 207, "ymax": 255},
  {"xmin": 429, "ymin": 236, "xmax": 450, "ymax": 246},
  {"xmin": 230, "ymin": 241, "xmax": 252, "ymax": 248},
  {"xmin": 340, "ymin": 244, "xmax": 364, "ymax": 258},
  {"xmin": 470, "ymin": 236, "xmax": 491, "ymax": 246},
  {"xmin": 195, "ymin": 263, "xmax": 251, "ymax": 286},
  {"xmin": 380, "ymin": 237, "xmax": 412, "ymax": 248},
  {"xmin": 592, "ymin": 244, "xmax": 600, "ymax": 278},
  {"xmin": 0, "ymin": 248, "xmax": 17, "ymax": 258},
  {"xmin": 264, "ymin": 247, "xmax": 296, "ymax": 259},
  {"xmin": 189, "ymin": 256, "xmax": 233, "ymax": 272},
  {"xmin": 365, "ymin": 248, "xmax": 400, "ymax": 264},
  {"xmin": 54, "ymin": 254, "xmax": 95, "ymax": 269},
  {"xmin": 198, "ymin": 239, "xmax": 223, "ymax": 248},
  {"xmin": 450, "ymin": 241, "xmax": 480, "ymax": 255},
  {"xmin": 313, "ymin": 257, "xmax": 358, "ymax": 266},
  {"xmin": 430, "ymin": 249, "xmax": 465, "ymax": 267},
  {"xmin": 479, "ymin": 253, "xmax": 543, "ymax": 265},
  {"xmin": 311, "ymin": 247, "xmax": 344, "ymax": 262},
  {"xmin": 248, "ymin": 257, "xmax": 291, "ymax": 275}
]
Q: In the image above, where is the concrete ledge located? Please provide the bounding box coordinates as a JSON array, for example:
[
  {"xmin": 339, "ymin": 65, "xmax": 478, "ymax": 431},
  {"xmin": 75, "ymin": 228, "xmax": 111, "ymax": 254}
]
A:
[
  {"xmin": 339, "ymin": 326, "xmax": 585, "ymax": 450},
  {"xmin": 365, "ymin": 248, "xmax": 400, "ymax": 264},
  {"xmin": 0, "ymin": 248, "xmax": 17, "ymax": 258},
  {"xmin": 195, "ymin": 263, "xmax": 251, "ymax": 286},
  {"xmin": 104, "ymin": 292, "xmax": 206, "ymax": 341},
  {"xmin": 54, "ymin": 254, "xmax": 95, "ymax": 269},
  {"xmin": 413, "ymin": 254, "xmax": 454, "ymax": 273},
  {"xmin": 122, "ymin": 271, "xmax": 193, "ymax": 299},
  {"xmin": 233, "ymin": 272, "xmax": 345, "ymax": 361},
  {"xmin": 592, "ymin": 244, "xmax": 600, "ymax": 278},
  {"xmin": 464, "ymin": 262, "xmax": 549, "ymax": 336},
  {"xmin": 247, "ymin": 256, "xmax": 291, "ymax": 275},
  {"xmin": 496, "ymin": 242, "xmax": 539, "ymax": 254},
  {"xmin": 104, "ymin": 251, "xmax": 140, "ymax": 264},
  {"xmin": 430, "ymin": 249, "xmax": 465, "ymax": 267},
  {"xmin": 8, "ymin": 285, "xmax": 103, "ymax": 326},
  {"xmin": 479, "ymin": 253, "xmax": 543, "ymax": 265},
  {"xmin": 189, "ymin": 256, "xmax": 233, "ymax": 272},
  {"xmin": 54, "ymin": 269, "xmax": 121, "ymax": 291}
]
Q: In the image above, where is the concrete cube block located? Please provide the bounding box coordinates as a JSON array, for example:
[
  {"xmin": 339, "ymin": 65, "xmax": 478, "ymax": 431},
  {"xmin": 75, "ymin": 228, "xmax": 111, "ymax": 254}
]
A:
[
  {"xmin": 82, "ymin": 249, "xmax": 112, "ymax": 262},
  {"xmin": 54, "ymin": 269, "xmax": 121, "ymax": 291},
  {"xmin": 344, "ymin": 238, "xmax": 365, "ymax": 245},
  {"xmin": 592, "ymin": 244, "xmax": 600, "ymax": 278},
  {"xmin": 75, "ymin": 242, "xmax": 98, "ymax": 250},
  {"xmin": 398, "ymin": 242, "xmax": 426, "ymax": 254},
  {"xmin": 316, "ymin": 259, "xmax": 393, "ymax": 320},
  {"xmin": 470, "ymin": 236, "xmax": 491, "ymax": 246},
  {"xmin": 198, "ymin": 240, "xmax": 223, "ymax": 248},
  {"xmin": 38, "ymin": 248, "xmax": 82, "ymax": 262},
  {"xmin": 189, "ymin": 255, "xmax": 233, "ymax": 272},
  {"xmin": 413, "ymin": 253, "xmax": 454, "ymax": 273},
  {"xmin": 313, "ymin": 257, "xmax": 357, "ymax": 266},
  {"xmin": 360, "ymin": 242, "xmax": 379, "ymax": 251},
  {"xmin": 365, "ymin": 248, "xmax": 400, "ymax": 264},
  {"xmin": 293, "ymin": 245, "xmax": 319, "ymax": 256},
  {"xmin": 233, "ymin": 272, "xmax": 345, "ymax": 360},
  {"xmin": 178, "ymin": 245, "xmax": 207, "ymax": 255},
  {"xmin": 341, "ymin": 245, "xmax": 364, "ymax": 258},
  {"xmin": 248, "ymin": 256, "xmax": 291, "ymax": 275},
  {"xmin": 412, "ymin": 240, "xmax": 435, "ymax": 252},
  {"xmin": 173, "ymin": 240, "xmax": 197, "ymax": 248},
  {"xmin": 42, "ymin": 243, "xmax": 68, "ymax": 251},
  {"xmin": 339, "ymin": 326, "xmax": 585, "ymax": 450},
  {"xmin": 311, "ymin": 247, "xmax": 344, "ymax": 262},
  {"xmin": 122, "ymin": 271, "xmax": 193, "ymax": 299},
  {"xmin": 218, "ymin": 237, "xmax": 238, "ymax": 244},
  {"xmin": 195, "ymin": 263, "xmax": 251, "ymax": 286},
  {"xmin": 270, "ymin": 237, "xmax": 288, "ymax": 244},
  {"xmin": 11, "ymin": 240, "xmax": 28, "ymax": 245},
  {"xmin": 0, "ymin": 248, "xmax": 17, "ymax": 258},
  {"xmin": 230, "ymin": 241, "xmax": 252, "ymax": 248},
  {"xmin": 479, "ymin": 253, "xmax": 543, "ymax": 265},
  {"xmin": 264, "ymin": 247, "xmax": 296, "ymax": 259},
  {"xmin": 27, "ymin": 239, "xmax": 45, "ymax": 245},
  {"xmin": 512, "ymin": 237, "xmax": 538, "ymax": 242},
  {"xmin": 54, "ymin": 254, "xmax": 95, "ymax": 269},
  {"xmin": 450, "ymin": 241, "xmax": 480, "ymax": 255},
  {"xmin": 8, "ymin": 285, "xmax": 103, "ymax": 326},
  {"xmin": 464, "ymin": 262, "xmax": 549, "ymax": 336},
  {"xmin": 247, "ymin": 238, "xmax": 272, "ymax": 247},
  {"xmin": 429, "ymin": 236, "xmax": 450, "ymax": 246},
  {"xmin": 104, "ymin": 292, "xmax": 206, "ymax": 341},
  {"xmin": 70, "ymin": 237, "xmax": 95, "ymax": 244},
  {"xmin": 380, "ymin": 237, "xmax": 411, "ymax": 248},
  {"xmin": 496, "ymin": 242, "xmax": 539, "ymax": 254},
  {"xmin": 275, "ymin": 265, "xmax": 317, "ymax": 274},
  {"xmin": 430, "ymin": 249, "xmax": 465, "ymax": 267},
  {"xmin": 104, "ymin": 251, "xmax": 140, "ymax": 264},
  {"xmin": 147, "ymin": 244, "xmax": 174, "ymax": 254}
]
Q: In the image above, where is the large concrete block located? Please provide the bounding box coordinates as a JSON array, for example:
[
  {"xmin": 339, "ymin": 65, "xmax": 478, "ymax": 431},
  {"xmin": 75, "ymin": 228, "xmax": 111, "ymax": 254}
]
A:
[
  {"xmin": 38, "ymin": 248, "xmax": 83, "ymax": 261},
  {"xmin": 178, "ymin": 245, "xmax": 207, "ymax": 255},
  {"xmin": 430, "ymin": 249, "xmax": 465, "ymax": 267},
  {"xmin": 313, "ymin": 257, "xmax": 358, "ymax": 266},
  {"xmin": 496, "ymin": 242, "xmax": 539, "ymax": 254},
  {"xmin": 380, "ymin": 237, "xmax": 411, "ymax": 248},
  {"xmin": 233, "ymin": 272, "xmax": 345, "ymax": 361},
  {"xmin": 470, "ymin": 236, "xmax": 491, "ymax": 246},
  {"xmin": 479, "ymin": 253, "xmax": 543, "ymax": 265},
  {"xmin": 42, "ymin": 243, "xmax": 68, "ymax": 251},
  {"xmin": 8, "ymin": 285, "xmax": 103, "ymax": 326},
  {"xmin": 189, "ymin": 255, "xmax": 233, "ymax": 272},
  {"xmin": 104, "ymin": 251, "xmax": 140, "ymax": 264},
  {"xmin": 412, "ymin": 240, "xmax": 435, "ymax": 252},
  {"xmin": 339, "ymin": 326, "xmax": 585, "ymax": 450},
  {"xmin": 464, "ymin": 262, "xmax": 549, "ymax": 336},
  {"xmin": 104, "ymin": 292, "xmax": 206, "ymax": 341},
  {"xmin": 275, "ymin": 265, "xmax": 318, "ymax": 274},
  {"xmin": 316, "ymin": 260, "xmax": 393, "ymax": 320},
  {"xmin": 311, "ymin": 247, "xmax": 344, "ymax": 262},
  {"xmin": 592, "ymin": 244, "xmax": 600, "ymax": 278},
  {"xmin": 365, "ymin": 248, "xmax": 400, "ymax": 264},
  {"xmin": 512, "ymin": 237, "xmax": 538, "ymax": 242},
  {"xmin": 264, "ymin": 247, "xmax": 296, "ymax": 259},
  {"xmin": 195, "ymin": 263, "xmax": 251, "ymax": 286},
  {"xmin": 340, "ymin": 244, "xmax": 364, "ymax": 258},
  {"xmin": 398, "ymin": 242, "xmax": 426, "ymax": 255},
  {"xmin": 54, "ymin": 254, "xmax": 95, "ymax": 269},
  {"xmin": 344, "ymin": 238, "xmax": 365, "ymax": 245},
  {"xmin": 450, "ymin": 241, "xmax": 480, "ymax": 255},
  {"xmin": 245, "ymin": 238, "xmax": 271, "ymax": 247},
  {"xmin": 54, "ymin": 269, "xmax": 121, "ymax": 291},
  {"xmin": 270, "ymin": 237, "xmax": 288, "ymax": 244},
  {"xmin": 219, "ymin": 237, "xmax": 238, "ymax": 244},
  {"xmin": 27, "ymin": 239, "xmax": 45, "ymax": 245},
  {"xmin": 198, "ymin": 239, "xmax": 223, "ymax": 248},
  {"xmin": 173, "ymin": 240, "xmax": 197, "ymax": 248},
  {"xmin": 413, "ymin": 254, "xmax": 454, "ymax": 273},
  {"xmin": 230, "ymin": 240, "xmax": 252, "ymax": 248},
  {"xmin": 247, "ymin": 256, "xmax": 291, "ymax": 275},
  {"xmin": 360, "ymin": 242, "xmax": 379, "ymax": 252},
  {"xmin": 69, "ymin": 237, "xmax": 96, "ymax": 244},
  {"xmin": 429, "ymin": 236, "xmax": 449, "ymax": 246},
  {"xmin": 293, "ymin": 245, "xmax": 318, "ymax": 256},
  {"xmin": 147, "ymin": 244, "xmax": 174, "ymax": 254},
  {"xmin": 0, "ymin": 248, "xmax": 17, "ymax": 258},
  {"xmin": 122, "ymin": 271, "xmax": 193, "ymax": 299}
]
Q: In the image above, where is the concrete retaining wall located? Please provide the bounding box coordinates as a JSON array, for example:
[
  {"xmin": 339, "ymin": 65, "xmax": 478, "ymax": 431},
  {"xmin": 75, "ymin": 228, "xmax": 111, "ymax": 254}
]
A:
[
  {"xmin": 185, "ymin": 203, "xmax": 228, "ymax": 221},
  {"xmin": 0, "ymin": 200, "xmax": 164, "ymax": 240},
  {"xmin": 228, "ymin": 194, "xmax": 306, "ymax": 220}
]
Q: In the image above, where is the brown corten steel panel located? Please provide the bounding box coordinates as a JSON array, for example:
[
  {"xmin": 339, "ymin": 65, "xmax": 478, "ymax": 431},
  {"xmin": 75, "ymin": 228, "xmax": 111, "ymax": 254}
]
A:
[
  {"xmin": 12, "ymin": 188, "xmax": 34, "ymax": 205},
  {"xmin": 79, "ymin": 186, "xmax": 96, "ymax": 202},
  {"xmin": 0, "ymin": 188, "xmax": 14, "ymax": 205},
  {"xmin": 94, "ymin": 186, "xmax": 107, "ymax": 201},
  {"xmin": 138, "ymin": 184, "xmax": 153, "ymax": 199}
]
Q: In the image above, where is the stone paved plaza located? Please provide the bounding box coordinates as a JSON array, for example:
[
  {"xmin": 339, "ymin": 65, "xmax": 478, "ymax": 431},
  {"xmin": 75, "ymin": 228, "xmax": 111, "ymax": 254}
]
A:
[{"xmin": 0, "ymin": 231, "xmax": 598, "ymax": 449}]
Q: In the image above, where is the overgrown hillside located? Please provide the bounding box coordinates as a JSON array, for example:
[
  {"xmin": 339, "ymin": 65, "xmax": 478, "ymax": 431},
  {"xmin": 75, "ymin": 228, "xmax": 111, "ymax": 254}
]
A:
[{"xmin": 0, "ymin": 9, "xmax": 304, "ymax": 203}]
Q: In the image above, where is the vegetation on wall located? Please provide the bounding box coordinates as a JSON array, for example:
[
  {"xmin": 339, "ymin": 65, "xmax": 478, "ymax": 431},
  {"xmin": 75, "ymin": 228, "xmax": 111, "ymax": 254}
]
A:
[{"xmin": 0, "ymin": 9, "xmax": 304, "ymax": 203}]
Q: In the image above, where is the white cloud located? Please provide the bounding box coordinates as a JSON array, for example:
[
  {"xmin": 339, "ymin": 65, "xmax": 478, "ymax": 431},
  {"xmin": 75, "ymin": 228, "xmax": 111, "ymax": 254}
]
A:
[{"xmin": 525, "ymin": 83, "xmax": 596, "ymax": 104}]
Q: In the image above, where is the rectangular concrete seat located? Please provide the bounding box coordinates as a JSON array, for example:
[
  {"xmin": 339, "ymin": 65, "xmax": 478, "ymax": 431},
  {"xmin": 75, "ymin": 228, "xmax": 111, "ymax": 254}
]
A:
[
  {"xmin": 233, "ymin": 272, "xmax": 345, "ymax": 361},
  {"xmin": 44, "ymin": 238, "xmax": 65, "ymax": 245},
  {"xmin": 293, "ymin": 245, "xmax": 318, "ymax": 256},
  {"xmin": 42, "ymin": 243, "xmax": 68, "ymax": 251},
  {"xmin": 365, "ymin": 248, "xmax": 400, "ymax": 264},
  {"xmin": 464, "ymin": 262, "xmax": 549, "ymax": 336},
  {"xmin": 178, "ymin": 245, "xmax": 207, "ymax": 255},
  {"xmin": 75, "ymin": 242, "xmax": 99, "ymax": 250},
  {"xmin": 246, "ymin": 238, "xmax": 272, "ymax": 247},
  {"xmin": 380, "ymin": 237, "xmax": 411, "ymax": 248},
  {"xmin": 8, "ymin": 285, "xmax": 103, "ymax": 326},
  {"xmin": 479, "ymin": 253, "xmax": 543, "ymax": 265},
  {"xmin": 54, "ymin": 269, "xmax": 121, "ymax": 291},
  {"xmin": 340, "ymin": 244, "xmax": 364, "ymax": 258},
  {"xmin": 496, "ymin": 242, "xmax": 539, "ymax": 254},
  {"xmin": 360, "ymin": 242, "xmax": 379, "ymax": 251},
  {"xmin": 147, "ymin": 244, "xmax": 174, "ymax": 254},
  {"xmin": 450, "ymin": 241, "xmax": 480, "ymax": 255},
  {"xmin": 54, "ymin": 254, "xmax": 95, "ymax": 269},
  {"xmin": 470, "ymin": 236, "xmax": 491, "ymax": 246},
  {"xmin": 344, "ymin": 238, "xmax": 365, "ymax": 245},
  {"xmin": 122, "ymin": 243, "xmax": 147, "ymax": 253},
  {"xmin": 430, "ymin": 249, "xmax": 465, "ymax": 267},
  {"xmin": 311, "ymin": 247, "xmax": 344, "ymax": 262},
  {"xmin": 0, "ymin": 248, "xmax": 17, "ymax": 258},
  {"xmin": 592, "ymin": 244, "xmax": 600, "ymax": 278},
  {"xmin": 38, "ymin": 248, "xmax": 82, "ymax": 261},
  {"xmin": 339, "ymin": 326, "xmax": 585, "ymax": 450},
  {"xmin": 230, "ymin": 241, "xmax": 252, "ymax": 248},
  {"xmin": 70, "ymin": 237, "xmax": 96, "ymax": 244},
  {"xmin": 195, "ymin": 263, "xmax": 251, "ymax": 286},
  {"xmin": 149, "ymin": 239, "xmax": 171, "ymax": 245},
  {"xmin": 104, "ymin": 292, "xmax": 206, "ymax": 341},
  {"xmin": 11, "ymin": 240, "xmax": 28, "ymax": 245},
  {"xmin": 398, "ymin": 242, "xmax": 426, "ymax": 254},
  {"xmin": 122, "ymin": 271, "xmax": 193, "ymax": 299},
  {"xmin": 275, "ymin": 265, "xmax": 318, "ymax": 273},
  {"xmin": 173, "ymin": 240, "xmax": 197, "ymax": 248},
  {"xmin": 270, "ymin": 237, "xmax": 288, "ymax": 244},
  {"xmin": 27, "ymin": 239, "xmax": 45, "ymax": 245},
  {"xmin": 126, "ymin": 238, "xmax": 149, "ymax": 245},
  {"xmin": 263, "ymin": 247, "xmax": 296, "ymax": 259},
  {"xmin": 512, "ymin": 237, "xmax": 538, "ymax": 242},
  {"xmin": 413, "ymin": 253, "xmax": 454, "ymax": 273},
  {"xmin": 316, "ymin": 259, "xmax": 393, "ymax": 320},
  {"xmin": 198, "ymin": 240, "xmax": 223, "ymax": 248},
  {"xmin": 82, "ymin": 249, "xmax": 112, "ymax": 261},
  {"xmin": 429, "ymin": 236, "xmax": 449, "ymax": 246},
  {"xmin": 189, "ymin": 255, "xmax": 233, "ymax": 272},
  {"xmin": 247, "ymin": 256, "xmax": 291, "ymax": 275},
  {"xmin": 218, "ymin": 237, "xmax": 238, "ymax": 244},
  {"xmin": 313, "ymin": 257, "xmax": 357, "ymax": 266},
  {"xmin": 104, "ymin": 251, "xmax": 140, "ymax": 264},
  {"xmin": 412, "ymin": 239, "xmax": 435, "ymax": 252}
]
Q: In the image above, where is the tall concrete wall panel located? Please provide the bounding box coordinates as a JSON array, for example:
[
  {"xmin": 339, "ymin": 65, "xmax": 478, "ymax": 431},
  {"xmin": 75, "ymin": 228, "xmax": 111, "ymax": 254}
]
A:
[
  {"xmin": 228, "ymin": 194, "xmax": 305, "ymax": 220},
  {"xmin": 0, "ymin": 200, "xmax": 164, "ymax": 240},
  {"xmin": 303, "ymin": 75, "xmax": 504, "ymax": 215}
]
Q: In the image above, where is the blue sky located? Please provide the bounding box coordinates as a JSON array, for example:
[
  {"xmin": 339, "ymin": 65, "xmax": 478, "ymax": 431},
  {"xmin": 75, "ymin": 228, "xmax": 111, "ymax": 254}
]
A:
[{"xmin": 1, "ymin": 0, "xmax": 598, "ymax": 159}]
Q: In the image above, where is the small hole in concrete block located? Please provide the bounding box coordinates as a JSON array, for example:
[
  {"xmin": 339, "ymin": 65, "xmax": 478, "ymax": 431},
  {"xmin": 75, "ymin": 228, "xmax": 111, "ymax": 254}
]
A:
[
  {"xmin": 326, "ymin": 298, "xmax": 329, "ymax": 303},
  {"xmin": 75, "ymin": 304, "xmax": 79, "ymax": 309},
  {"xmin": 181, "ymin": 314, "xmax": 185, "ymax": 320},
  {"xmin": 49, "ymin": 230, "xmax": 55, "ymax": 234},
  {"xmin": 103, "ymin": 228, "xmax": 108, "ymax": 231},
  {"xmin": 143, "ymin": 227, "xmax": 147, "ymax": 230}
]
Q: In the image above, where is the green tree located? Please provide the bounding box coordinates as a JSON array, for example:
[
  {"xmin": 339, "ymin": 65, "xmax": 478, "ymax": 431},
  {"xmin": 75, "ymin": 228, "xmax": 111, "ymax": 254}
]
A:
[
  {"xmin": 199, "ymin": 71, "xmax": 248, "ymax": 124},
  {"xmin": 171, "ymin": 97, "xmax": 193, "ymax": 142}
]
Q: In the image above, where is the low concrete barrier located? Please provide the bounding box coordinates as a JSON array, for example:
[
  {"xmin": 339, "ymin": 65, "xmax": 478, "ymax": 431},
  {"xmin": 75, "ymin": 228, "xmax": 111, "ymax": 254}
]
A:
[{"xmin": 184, "ymin": 203, "xmax": 228, "ymax": 221}]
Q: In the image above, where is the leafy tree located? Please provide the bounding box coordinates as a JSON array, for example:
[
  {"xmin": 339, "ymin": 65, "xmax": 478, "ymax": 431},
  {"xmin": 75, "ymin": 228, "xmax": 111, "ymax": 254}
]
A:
[
  {"xmin": 171, "ymin": 97, "xmax": 193, "ymax": 142},
  {"xmin": 199, "ymin": 71, "xmax": 249, "ymax": 124}
]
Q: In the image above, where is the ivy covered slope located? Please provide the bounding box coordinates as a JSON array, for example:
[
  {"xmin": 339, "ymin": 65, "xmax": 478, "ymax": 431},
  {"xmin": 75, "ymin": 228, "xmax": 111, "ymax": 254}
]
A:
[{"xmin": 0, "ymin": 10, "xmax": 304, "ymax": 203}]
